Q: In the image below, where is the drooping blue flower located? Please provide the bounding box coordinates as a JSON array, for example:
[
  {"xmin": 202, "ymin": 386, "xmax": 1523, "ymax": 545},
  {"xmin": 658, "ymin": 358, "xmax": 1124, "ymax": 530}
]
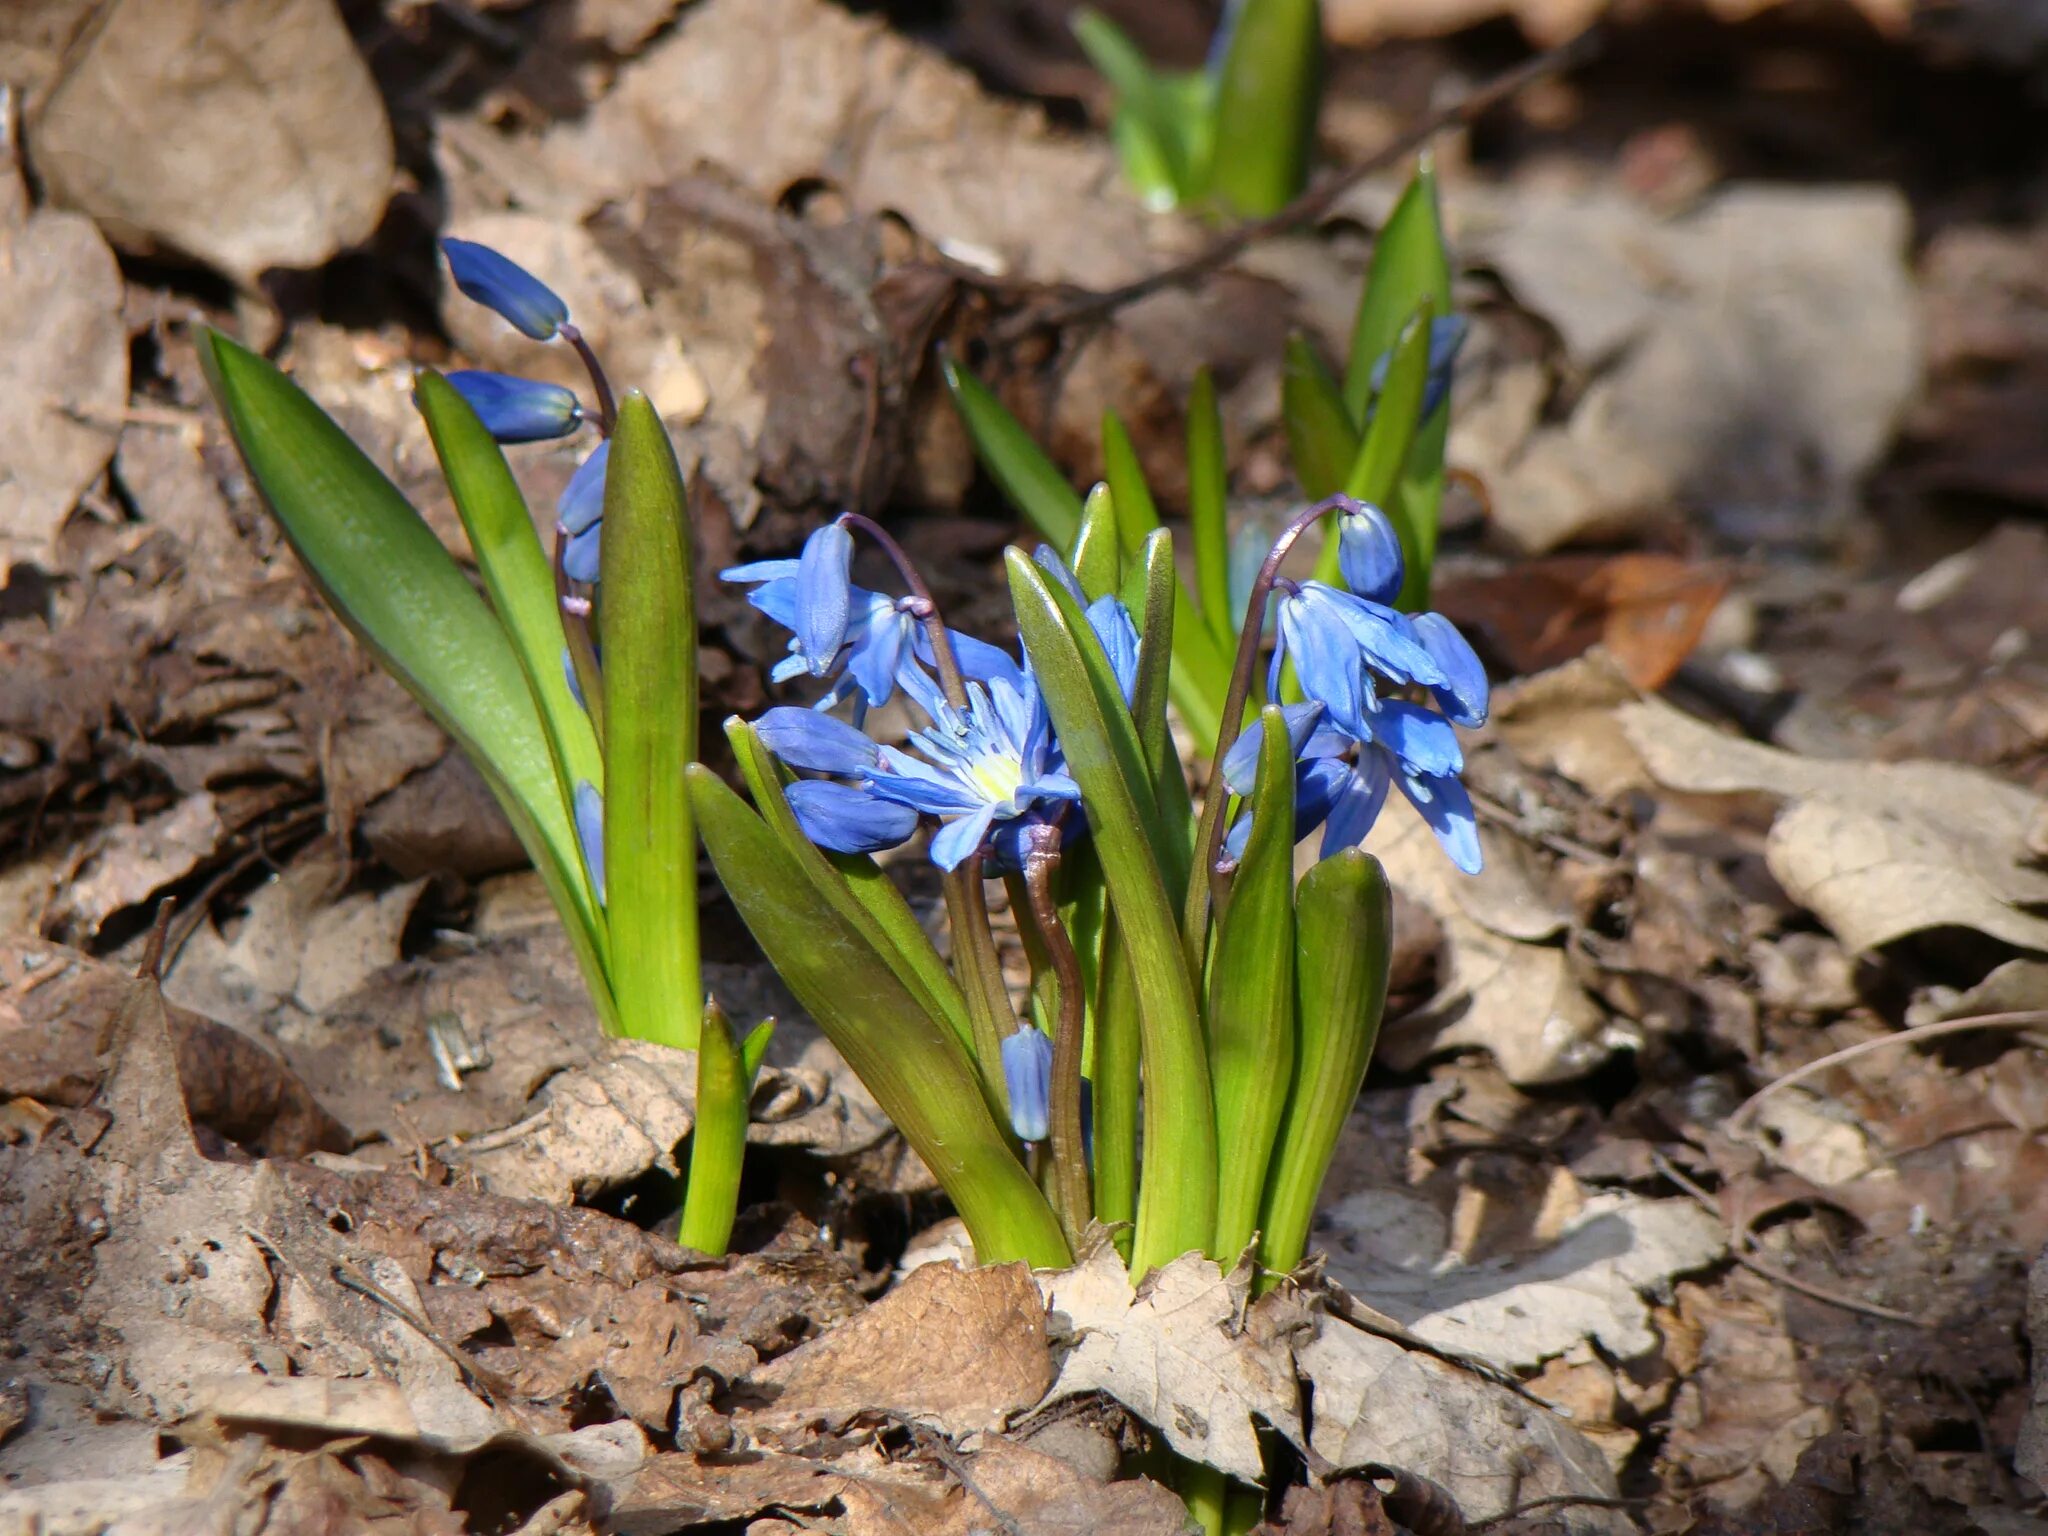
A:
[
  {"xmin": 558, "ymin": 440, "xmax": 610, "ymax": 583},
  {"xmin": 1336, "ymin": 502, "xmax": 1405, "ymax": 607},
  {"xmin": 573, "ymin": 780, "xmax": 606, "ymax": 903},
  {"xmin": 447, "ymin": 370, "xmax": 582, "ymax": 443},
  {"xmin": 724, "ymin": 558, "xmax": 919, "ymax": 711},
  {"xmin": 443, "ymin": 238, "xmax": 569, "ymax": 341},
  {"xmin": 783, "ymin": 779, "xmax": 921, "ymax": 853},
  {"xmin": 1001, "ymin": 1026, "xmax": 1054, "ymax": 1143},
  {"xmin": 795, "ymin": 522, "xmax": 855, "ymax": 673}
]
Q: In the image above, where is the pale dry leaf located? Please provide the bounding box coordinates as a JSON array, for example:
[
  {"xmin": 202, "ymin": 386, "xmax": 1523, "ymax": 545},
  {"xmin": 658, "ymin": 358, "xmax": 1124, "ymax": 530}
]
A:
[
  {"xmin": 29, "ymin": 0, "xmax": 394, "ymax": 284},
  {"xmin": 294, "ymin": 877, "xmax": 426, "ymax": 1014},
  {"xmin": 1325, "ymin": 1191, "xmax": 1727, "ymax": 1368},
  {"xmin": 0, "ymin": 134, "xmax": 127, "ymax": 571},
  {"xmin": 198, "ymin": 1374, "xmax": 419, "ymax": 1440},
  {"xmin": 898, "ymin": 1438, "xmax": 1189, "ymax": 1536},
  {"xmin": 1038, "ymin": 1246, "xmax": 1300, "ymax": 1483},
  {"xmin": 50, "ymin": 793, "xmax": 225, "ymax": 939},
  {"xmin": 1620, "ymin": 697, "xmax": 2048, "ymax": 951},
  {"xmin": 1325, "ymin": 0, "xmax": 1908, "ymax": 46},
  {"xmin": 1489, "ymin": 650, "xmax": 1651, "ymax": 802},
  {"xmin": 1373, "ymin": 809, "xmax": 1618, "ymax": 1085},
  {"xmin": 747, "ymin": 1261, "xmax": 1052, "ymax": 1439}
]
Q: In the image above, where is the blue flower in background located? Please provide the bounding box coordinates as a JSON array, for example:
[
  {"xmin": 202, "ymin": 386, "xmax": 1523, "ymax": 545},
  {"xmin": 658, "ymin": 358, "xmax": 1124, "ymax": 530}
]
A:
[
  {"xmin": 558, "ymin": 440, "xmax": 610, "ymax": 584},
  {"xmin": 1001, "ymin": 1027, "xmax": 1054, "ymax": 1143},
  {"xmin": 1366, "ymin": 314, "xmax": 1469, "ymax": 422},
  {"xmin": 573, "ymin": 780, "xmax": 606, "ymax": 903},
  {"xmin": 443, "ymin": 238, "xmax": 570, "ymax": 341},
  {"xmin": 447, "ymin": 370, "xmax": 583, "ymax": 443}
]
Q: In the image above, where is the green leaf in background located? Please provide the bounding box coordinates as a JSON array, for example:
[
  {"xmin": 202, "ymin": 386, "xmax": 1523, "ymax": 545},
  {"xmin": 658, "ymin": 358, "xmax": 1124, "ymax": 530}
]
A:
[
  {"xmin": 943, "ymin": 357, "xmax": 1084, "ymax": 551},
  {"xmin": 1282, "ymin": 333, "xmax": 1360, "ymax": 502},
  {"xmin": 1342, "ymin": 158, "xmax": 1452, "ymax": 419},
  {"xmin": 1101, "ymin": 411, "xmax": 1163, "ymax": 555},
  {"xmin": 1312, "ymin": 298, "xmax": 1433, "ymax": 588},
  {"xmin": 688, "ymin": 766, "xmax": 1071, "ymax": 1269},
  {"xmin": 201, "ymin": 331, "xmax": 616, "ymax": 1031},
  {"xmin": 1206, "ymin": 707, "xmax": 1298, "ymax": 1262},
  {"xmin": 600, "ymin": 394, "xmax": 700, "ymax": 1050},
  {"xmin": 1123, "ymin": 531, "xmax": 1195, "ymax": 908},
  {"xmin": 1185, "ymin": 368, "xmax": 1233, "ymax": 650},
  {"xmin": 1072, "ymin": 482, "xmax": 1124, "ymax": 600},
  {"xmin": 1206, "ymin": 0, "xmax": 1323, "ymax": 217},
  {"xmin": 1008, "ymin": 549, "xmax": 1216, "ymax": 1276},
  {"xmin": 1259, "ymin": 848, "xmax": 1391, "ymax": 1279}
]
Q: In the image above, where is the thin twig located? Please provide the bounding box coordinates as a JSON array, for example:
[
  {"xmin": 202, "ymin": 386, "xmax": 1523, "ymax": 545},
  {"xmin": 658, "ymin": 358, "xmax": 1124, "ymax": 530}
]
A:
[
  {"xmin": 881, "ymin": 1413, "xmax": 1029, "ymax": 1536},
  {"xmin": 1728, "ymin": 1010, "xmax": 2048, "ymax": 1134},
  {"xmin": 332, "ymin": 1259, "xmax": 511, "ymax": 1401},
  {"xmin": 991, "ymin": 35, "xmax": 1600, "ymax": 346},
  {"xmin": 1469, "ymin": 1492, "xmax": 1647, "ymax": 1532},
  {"xmin": 1651, "ymin": 1150, "xmax": 1924, "ymax": 1327}
]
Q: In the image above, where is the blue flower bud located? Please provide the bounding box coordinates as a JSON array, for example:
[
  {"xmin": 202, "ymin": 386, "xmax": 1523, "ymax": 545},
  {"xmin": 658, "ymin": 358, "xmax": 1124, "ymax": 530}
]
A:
[
  {"xmin": 446, "ymin": 370, "xmax": 582, "ymax": 443},
  {"xmin": 1336, "ymin": 502, "xmax": 1406, "ymax": 607},
  {"xmin": 442, "ymin": 237, "xmax": 569, "ymax": 341},
  {"xmin": 1001, "ymin": 1027, "xmax": 1054, "ymax": 1143},
  {"xmin": 795, "ymin": 522, "xmax": 855, "ymax": 677},
  {"xmin": 558, "ymin": 440, "xmax": 610, "ymax": 536},
  {"xmin": 573, "ymin": 780, "xmax": 605, "ymax": 904}
]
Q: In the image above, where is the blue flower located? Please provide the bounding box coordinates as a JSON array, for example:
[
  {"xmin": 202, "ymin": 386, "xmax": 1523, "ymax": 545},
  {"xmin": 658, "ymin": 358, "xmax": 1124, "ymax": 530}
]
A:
[
  {"xmin": 1366, "ymin": 314, "xmax": 1468, "ymax": 422},
  {"xmin": 1336, "ymin": 502, "xmax": 1405, "ymax": 607},
  {"xmin": 1002, "ymin": 1027, "xmax": 1054, "ymax": 1143},
  {"xmin": 447, "ymin": 370, "xmax": 582, "ymax": 442},
  {"xmin": 795, "ymin": 522, "xmax": 855, "ymax": 671},
  {"xmin": 725, "ymin": 557, "xmax": 921, "ymax": 710},
  {"xmin": 1412, "ymin": 610, "xmax": 1489, "ymax": 727},
  {"xmin": 558, "ymin": 440, "xmax": 610, "ymax": 583},
  {"xmin": 443, "ymin": 238, "xmax": 569, "ymax": 341},
  {"xmin": 573, "ymin": 780, "xmax": 606, "ymax": 903}
]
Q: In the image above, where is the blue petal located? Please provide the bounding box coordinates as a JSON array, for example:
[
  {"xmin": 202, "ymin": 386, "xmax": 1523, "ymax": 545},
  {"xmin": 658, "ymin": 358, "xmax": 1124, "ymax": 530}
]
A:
[
  {"xmin": 1279, "ymin": 588, "xmax": 1370, "ymax": 737},
  {"xmin": 1033, "ymin": 545, "xmax": 1085, "ymax": 602},
  {"xmin": 558, "ymin": 440, "xmax": 610, "ymax": 535},
  {"xmin": 1001, "ymin": 1027, "xmax": 1054, "ymax": 1143},
  {"xmin": 783, "ymin": 779, "xmax": 919, "ymax": 854},
  {"xmin": 1319, "ymin": 755, "xmax": 1391, "ymax": 857},
  {"xmin": 795, "ymin": 522, "xmax": 855, "ymax": 676},
  {"xmin": 753, "ymin": 707, "xmax": 881, "ymax": 774},
  {"xmin": 1336, "ymin": 502, "xmax": 1406, "ymax": 606},
  {"xmin": 1412, "ymin": 611, "xmax": 1489, "ymax": 727},
  {"xmin": 870, "ymin": 751, "xmax": 985, "ymax": 814},
  {"xmin": 573, "ymin": 780, "xmax": 605, "ymax": 904},
  {"xmin": 924, "ymin": 628, "xmax": 1026, "ymax": 693},
  {"xmin": 563, "ymin": 523, "xmax": 603, "ymax": 584},
  {"xmin": 443, "ymin": 238, "xmax": 569, "ymax": 341},
  {"xmin": 844, "ymin": 600, "xmax": 916, "ymax": 706},
  {"xmin": 1370, "ymin": 701, "xmax": 1463, "ymax": 777},
  {"xmin": 1397, "ymin": 767, "xmax": 1482, "ymax": 874},
  {"xmin": 720, "ymin": 558, "xmax": 799, "ymax": 584},
  {"xmin": 1309, "ymin": 583, "xmax": 1445, "ymax": 688},
  {"xmin": 445, "ymin": 370, "xmax": 582, "ymax": 442},
  {"xmin": 1085, "ymin": 595, "xmax": 1141, "ymax": 703},
  {"xmin": 561, "ymin": 647, "xmax": 586, "ymax": 712},
  {"xmin": 930, "ymin": 803, "xmax": 1001, "ymax": 870},
  {"xmin": 1221, "ymin": 702, "xmax": 1326, "ymax": 794}
]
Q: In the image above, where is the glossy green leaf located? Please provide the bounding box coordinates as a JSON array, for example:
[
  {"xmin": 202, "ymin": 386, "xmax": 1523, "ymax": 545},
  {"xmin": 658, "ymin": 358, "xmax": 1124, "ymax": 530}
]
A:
[
  {"xmin": 1282, "ymin": 333, "xmax": 1359, "ymax": 501},
  {"xmin": 741, "ymin": 1018, "xmax": 776, "ymax": 1086},
  {"xmin": 1206, "ymin": 0, "xmax": 1322, "ymax": 217},
  {"xmin": 689, "ymin": 766, "xmax": 1070, "ymax": 1269},
  {"xmin": 1008, "ymin": 550, "xmax": 1215, "ymax": 1275},
  {"xmin": 1259, "ymin": 849, "xmax": 1391, "ymax": 1279},
  {"xmin": 725, "ymin": 718, "xmax": 978, "ymax": 1068},
  {"xmin": 601, "ymin": 394, "xmax": 700, "ymax": 1050},
  {"xmin": 201, "ymin": 331, "xmax": 616, "ymax": 1030},
  {"xmin": 1072, "ymin": 482, "xmax": 1123, "ymax": 600},
  {"xmin": 1342, "ymin": 158, "xmax": 1452, "ymax": 420},
  {"xmin": 1207, "ymin": 707, "xmax": 1298, "ymax": 1262},
  {"xmin": 944, "ymin": 357, "xmax": 1084, "ymax": 551},
  {"xmin": 1089, "ymin": 919, "xmax": 1141, "ymax": 1261},
  {"xmin": 678, "ymin": 997, "xmax": 746, "ymax": 1256},
  {"xmin": 1186, "ymin": 368, "xmax": 1231, "ymax": 647},
  {"xmin": 1312, "ymin": 299, "xmax": 1433, "ymax": 587},
  {"xmin": 1124, "ymin": 530, "xmax": 1194, "ymax": 906},
  {"xmin": 1101, "ymin": 411, "xmax": 1163, "ymax": 554}
]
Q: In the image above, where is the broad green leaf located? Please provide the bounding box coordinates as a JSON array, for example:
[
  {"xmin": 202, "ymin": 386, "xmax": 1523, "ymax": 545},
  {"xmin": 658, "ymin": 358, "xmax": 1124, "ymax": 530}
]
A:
[
  {"xmin": 689, "ymin": 766, "xmax": 1070, "ymax": 1269},
  {"xmin": 1391, "ymin": 396, "xmax": 1449, "ymax": 610},
  {"xmin": 1282, "ymin": 333, "xmax": 1359, "ymax": 501},
  {"xmin": 725, "ymin": 719, "xmax": 978, "ymax": 1068},
  {"xmin": 1124, "ymin": 530, "xmax": 1194, "ymax": 906},
  {"xmin": 1075, "ymin": 9, "xmax": 1207, "ymax": 203},
  {"xmin": 601, "ymin": 394, "xmax": 699, "ymax": 1050},
  {"xmin": 1186, "ymin": 368, "xmax": 1231, "ymax": 648},
  {"xmin": 1207, "ymin": 707, "xmax": 1298, "ymax": 1261},
  {"xmin": 1206, "ymin": 0, "xmax": 1323, "ymax": 217},
  {"xmin": 1342, "ymin": 157, "xmax": 1452, "ymax": 420},
  {"xmin": 1101, "ymin": 411, "xmax": 1163, "ymax": 554},
  {"xmin": 1312, "ymin": 300, "xmax": 1433, "ymax": 587},
  {"xmin": 201, "ymin": 331, "xmax": 616, "ymax": 1031},
  {"xmin": 1008, "ymin": 550, "xmax": 1215, "ymax": 1275},
  {"xmin": 1089, "ymin": 919, "xmax": 1141, "ymax": 1261},
  {"xmin": 1259, "ymin": 849, "xmax": 1391, "ymax": 1278},
  {"xmin": 1072, "ymin": 483, "xmax": 1123, "ymax": 601},
  {"xmin": 678, "ymin": 998, "xmax": 746, "ymax": 1256},
  {"xmin": 944, "ymin": 358, "xmax": 1084, "ymax": 551},
  {"xmin": 413, "ymin": 369, "xmax": 604, "ymax": 817}
]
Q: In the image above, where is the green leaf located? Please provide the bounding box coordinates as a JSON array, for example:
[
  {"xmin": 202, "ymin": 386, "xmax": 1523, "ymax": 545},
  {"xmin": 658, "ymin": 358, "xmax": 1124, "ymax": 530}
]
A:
[
  {"xmin": 201, "ymin": 331, "xmax": 616, "ymax": 1031},
  {"xmin": 1205, "ymin": 0, "xmax": 1323, "ymax": 216},
  {"xmin": 725, "ymin": 718, "xmax": 978, "ymax": 1068},
  {"xmin": 1186, "ymin": 368, "xmax": 1231, "ymax": 648},
  {"xmin": 1312, "ymin": 299, "xmax": 1433, "ymax": 587},
  {"xmin": 1124, "ymin": 530, "xmax": 1194, "ymax": 906},
  {"xmin": 1088, "ymin": 920, "xmax": 1141, "ymax": 1261},
  {"xmin": 741, "ymin": 1018, "xmax": 776, "ymax": 1085},
  {"xmin": 1259, "ymin": 849, "xmax": 1391, "ymax": 1279},
  {"xmin": 1008, "ymin": 550, "xmax": 1215, "ymax": 1275},
  {"xmin": 1207, "ymin": 707, "xmax": 1298, "ymax": 1262},
  {"xmin": 1101, "ymin": 411, "xmax": 1163, "ymax": 555},
  {"xmin": 1110, "ymin": 107, "xmax": 1187, "ymax": 211},
  {"xmin": 1342, "ymin": 157, "xmax": 1452, "ymax": 420},
  {"xmin": 1072, "ymin": 482, "xmax": 1124, "ymax": 601},
  {"xmin": 600, "ymin": 394, "xmax": 700, "ymax": 1050},
  {"xmin": 1074, "ymin": 9, "xmax": 1210, "ymax": 203},
  {"xmin": 1282, "ymin": 333, "xmax": 1359, "ymax": 501},
  {"xmin": 678, "ymin": 997, "xmax": 746, "ymax": 1256},
  {"xmin": 944, "ymin": 357, "xmax": 1084, "ymax": 551},
  {"xmin": 413, "ymin": 368, "xmax": 604, "ymax": 809},
  {"xmin": 689, "ymin": 766, "xmax": 1070, "ymax": 1269}
]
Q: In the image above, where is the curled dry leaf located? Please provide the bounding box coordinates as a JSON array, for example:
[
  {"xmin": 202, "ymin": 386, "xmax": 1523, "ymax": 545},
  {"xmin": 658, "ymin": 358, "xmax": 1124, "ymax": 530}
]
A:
[
  {"xmin": 47, "ymin": 793, "xmax": 226, "ymax": 940},
  {"xmin": 27, "ymin": 0, "xmax": 393, "ymax": 285}
]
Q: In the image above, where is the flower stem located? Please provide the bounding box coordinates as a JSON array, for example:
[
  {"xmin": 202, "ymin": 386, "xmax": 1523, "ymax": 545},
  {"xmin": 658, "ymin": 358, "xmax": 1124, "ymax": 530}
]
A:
[
  {"xmin": 1023, "ymin": 829, "xmax": 1091, "ymax": 1247},
  {"xmin": 560, "ymin": 323, "xmax": 617, "ymax": 437},
  {"xmin": 1182, "ymin": 494, "xmax": 1350, "ymax": 951}
]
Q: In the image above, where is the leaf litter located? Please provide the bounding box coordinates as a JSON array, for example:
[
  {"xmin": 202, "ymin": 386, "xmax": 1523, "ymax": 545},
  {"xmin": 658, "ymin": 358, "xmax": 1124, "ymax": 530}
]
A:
[{"xmin": 6, "ymin": 0, "xmax": 2048, "ymax": 1531}]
